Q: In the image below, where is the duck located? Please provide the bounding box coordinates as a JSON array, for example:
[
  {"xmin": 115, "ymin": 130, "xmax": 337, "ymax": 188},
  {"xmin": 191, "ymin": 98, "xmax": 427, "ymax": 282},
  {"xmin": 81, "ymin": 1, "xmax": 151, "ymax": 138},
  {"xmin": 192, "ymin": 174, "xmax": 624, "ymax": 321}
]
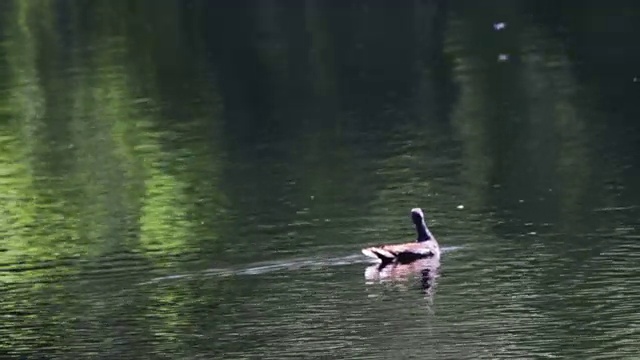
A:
[{"xmin": 361, "ymin": 208, "xmax": 440, "ymax": 265}]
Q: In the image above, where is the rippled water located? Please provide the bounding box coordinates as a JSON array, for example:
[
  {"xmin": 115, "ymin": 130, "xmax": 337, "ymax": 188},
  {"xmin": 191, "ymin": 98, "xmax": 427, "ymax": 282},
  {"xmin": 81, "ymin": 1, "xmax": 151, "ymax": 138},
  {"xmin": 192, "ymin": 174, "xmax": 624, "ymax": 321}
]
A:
[{"xmin": 1, "ymin": 0, "xmax": 640, "ymax": 359}]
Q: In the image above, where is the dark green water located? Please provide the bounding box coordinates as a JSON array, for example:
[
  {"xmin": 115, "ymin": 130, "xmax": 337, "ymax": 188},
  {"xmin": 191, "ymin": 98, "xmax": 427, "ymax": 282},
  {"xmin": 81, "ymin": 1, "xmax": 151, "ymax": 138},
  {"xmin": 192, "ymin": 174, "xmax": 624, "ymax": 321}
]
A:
[{"xmin": 1, "ymin": 1, "xmax": 639, "ymax": 359}]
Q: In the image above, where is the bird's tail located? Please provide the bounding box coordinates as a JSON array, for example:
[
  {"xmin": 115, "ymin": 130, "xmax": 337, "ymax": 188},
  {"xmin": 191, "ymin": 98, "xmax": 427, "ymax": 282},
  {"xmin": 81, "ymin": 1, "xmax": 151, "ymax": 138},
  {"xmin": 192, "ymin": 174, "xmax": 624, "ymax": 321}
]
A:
[{"xmin": 361, "ymin": 247, "xmax": 395, "ymax": 263}]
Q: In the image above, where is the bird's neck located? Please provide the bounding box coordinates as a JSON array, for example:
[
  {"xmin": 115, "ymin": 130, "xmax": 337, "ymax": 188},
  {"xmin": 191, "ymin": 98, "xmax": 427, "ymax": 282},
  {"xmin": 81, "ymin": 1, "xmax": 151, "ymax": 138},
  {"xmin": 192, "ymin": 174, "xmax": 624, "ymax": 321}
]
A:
[{"xmin": 415, "ymin": 221, "xmax": 432, "ymax": 242}]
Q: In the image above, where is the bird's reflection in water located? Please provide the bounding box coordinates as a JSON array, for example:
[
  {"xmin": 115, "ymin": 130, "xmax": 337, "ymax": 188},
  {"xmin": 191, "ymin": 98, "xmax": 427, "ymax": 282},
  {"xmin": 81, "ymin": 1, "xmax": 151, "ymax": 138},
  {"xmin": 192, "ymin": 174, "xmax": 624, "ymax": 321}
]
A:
[{"xmin": 364, "ymin": 258, "xmax": 440, "ymax": 308}]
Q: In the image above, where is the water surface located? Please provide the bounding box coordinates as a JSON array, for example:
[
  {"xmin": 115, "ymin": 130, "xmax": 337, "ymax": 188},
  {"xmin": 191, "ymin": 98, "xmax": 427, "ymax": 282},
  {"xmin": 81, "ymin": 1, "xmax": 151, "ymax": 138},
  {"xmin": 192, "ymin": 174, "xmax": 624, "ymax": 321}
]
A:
[{"xmin": 1, "ymin": 1, "xmax": 639, "ymax": 359}]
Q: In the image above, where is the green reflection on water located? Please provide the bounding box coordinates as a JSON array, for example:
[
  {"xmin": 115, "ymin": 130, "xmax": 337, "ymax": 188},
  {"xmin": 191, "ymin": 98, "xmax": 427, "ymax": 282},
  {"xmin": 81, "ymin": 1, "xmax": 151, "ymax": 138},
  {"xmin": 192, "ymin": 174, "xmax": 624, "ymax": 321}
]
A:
[{"xmin": 1, "ymin": 2, "xmax": 226, "ymax": 354}]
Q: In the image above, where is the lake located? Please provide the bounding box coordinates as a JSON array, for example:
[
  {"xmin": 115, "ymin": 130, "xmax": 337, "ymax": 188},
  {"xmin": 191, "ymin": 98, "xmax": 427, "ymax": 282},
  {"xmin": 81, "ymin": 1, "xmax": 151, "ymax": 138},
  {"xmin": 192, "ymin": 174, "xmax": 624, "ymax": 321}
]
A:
[{"xmin": 1, "ymin": 0, "xmax": 639, "ymax": 359}]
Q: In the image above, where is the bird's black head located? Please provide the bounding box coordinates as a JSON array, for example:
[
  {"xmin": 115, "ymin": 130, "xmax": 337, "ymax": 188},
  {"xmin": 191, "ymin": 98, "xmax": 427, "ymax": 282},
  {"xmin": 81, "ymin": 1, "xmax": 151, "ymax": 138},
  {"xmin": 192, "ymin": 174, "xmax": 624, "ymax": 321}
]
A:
[{"xmin": 411, "ymin": 208, "xmax": 425, "ymax": 225}]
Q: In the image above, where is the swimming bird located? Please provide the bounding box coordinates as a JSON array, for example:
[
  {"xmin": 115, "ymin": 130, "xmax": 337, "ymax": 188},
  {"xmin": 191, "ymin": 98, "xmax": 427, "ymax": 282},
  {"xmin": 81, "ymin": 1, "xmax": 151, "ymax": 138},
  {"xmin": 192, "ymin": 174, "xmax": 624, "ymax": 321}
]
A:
[{"xmin": 361, "ymin": 208, "xmax": 440, "ymax": 265}]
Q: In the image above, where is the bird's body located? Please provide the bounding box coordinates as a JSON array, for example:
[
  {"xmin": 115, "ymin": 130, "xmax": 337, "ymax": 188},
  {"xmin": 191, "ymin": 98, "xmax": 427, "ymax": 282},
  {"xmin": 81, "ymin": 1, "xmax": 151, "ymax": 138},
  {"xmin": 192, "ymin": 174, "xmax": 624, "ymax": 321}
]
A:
[{"xmin": 361, "ymin": 208, "xmax": 440, "ymax": 265}]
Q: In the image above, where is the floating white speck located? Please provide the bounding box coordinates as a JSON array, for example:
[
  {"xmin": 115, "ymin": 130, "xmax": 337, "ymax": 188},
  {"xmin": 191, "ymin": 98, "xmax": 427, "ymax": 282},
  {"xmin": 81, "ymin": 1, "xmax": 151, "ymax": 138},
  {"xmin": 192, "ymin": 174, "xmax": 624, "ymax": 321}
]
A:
[
  {"xmin": 457, "ymin": 205, "xmax": 464, "ymax": 209},
  {"xmin": 634, "ymin": 77, "xmax": 639, "ymax": 83},
  {"xmin": 518, "ymin": 199, "xmax": 524, "ymax": 203},
  {"xmin": 310, "ymin": 195, "xmax": 315, "ymax": 200},
  {"xmin": 493, "ymin": 22, "xmax": 506, "ymax": 30},
  {"xmin": 528, "ymin": 231, "xmax": 537, "ymax": 235},
  {"xmin": 498, "ymin": 54, "xmax": 509, "ymax": 62}
]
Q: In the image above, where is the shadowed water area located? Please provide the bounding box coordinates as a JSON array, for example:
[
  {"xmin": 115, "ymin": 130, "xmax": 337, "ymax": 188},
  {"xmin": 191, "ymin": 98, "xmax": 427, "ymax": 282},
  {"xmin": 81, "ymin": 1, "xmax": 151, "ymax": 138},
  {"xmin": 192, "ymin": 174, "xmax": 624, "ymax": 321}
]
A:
[{"xmin": 1, "ymin": 0, "xmax": 640, "ymax": 359}]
